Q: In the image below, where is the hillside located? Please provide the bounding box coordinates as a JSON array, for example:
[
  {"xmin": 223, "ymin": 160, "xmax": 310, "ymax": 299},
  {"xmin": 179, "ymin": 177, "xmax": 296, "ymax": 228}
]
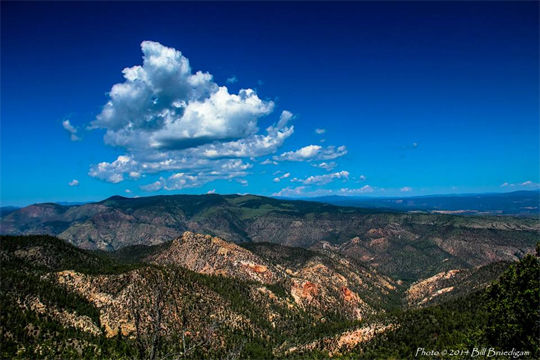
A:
[
  {"xmin": 1, "ymin": 194, "xmax": 538, "ymax": 283},
  {"xmin": 1, "ymin": 234, "xmax": 538, "ymax": 359},
  {"xmin": 0, "ymin": 233, "xmax": 401, "ymax": 359},
  {"xmin": 0, "ymin": 234, "xmax": 366, "ymax": 359},
  {"xmin": 351, "ymin": 253, "xmax": 540, "ymax": 359}
]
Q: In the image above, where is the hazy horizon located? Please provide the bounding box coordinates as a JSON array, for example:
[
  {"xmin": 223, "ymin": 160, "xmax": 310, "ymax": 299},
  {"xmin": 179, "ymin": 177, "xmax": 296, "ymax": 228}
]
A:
[{"xmin": 2, "ymin": 189, "xmax": 539, "ymax": 208}]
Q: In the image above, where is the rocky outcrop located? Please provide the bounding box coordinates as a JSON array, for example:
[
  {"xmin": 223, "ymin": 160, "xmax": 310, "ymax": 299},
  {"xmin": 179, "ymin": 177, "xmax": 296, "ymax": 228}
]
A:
[
  {"xmin": 149, "ymin": 232, "xmax": 399, "ymax": 320},
  {"xmin": 405, "ymin": 261, "xmax": 510, "ymax": 307},
  {"xmin": 51, "ymin": 268, "xmax": 255, "ymax": 340},
  {"xmin": 282, "ymin": 323, "xmax": 395, "ymax": 356},
  {"xmin": 150, "ymin": 231, "xmax": 283, "ymax": 284},
  {"xmin": 18, "ymin": 296, "xmax": 101, "ymax": 336},
  {"xmin": 53, "ymin": 270, "xmax": 137, "ymax": 337},
  {"xmin": 287, "ymin": 261, "xmax": 373, "ymax": 320},
  {"xmin": 406, "ymin": 270, "xmax": 462, "ymax": 306}
]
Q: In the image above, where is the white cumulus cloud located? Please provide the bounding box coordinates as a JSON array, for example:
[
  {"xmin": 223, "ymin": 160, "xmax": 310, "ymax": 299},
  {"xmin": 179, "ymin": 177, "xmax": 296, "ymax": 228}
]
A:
[
  {"xmin": 138, "ymin": 159, "xmax": 252, "ymax": 191},
  {"xmin": 272, "ymin": 184, "xmax": 376, "ymax": 198},
  {"xmin": 89, "ymin": 155, "xmax": 137, "ymax": 183},
  {"xmin": 88, "ymin": 41, "xmax": 295, "ymax": 189},
  {"xmin": 91, "ymin": 41, "xmax": 274, "ymax": 151}
]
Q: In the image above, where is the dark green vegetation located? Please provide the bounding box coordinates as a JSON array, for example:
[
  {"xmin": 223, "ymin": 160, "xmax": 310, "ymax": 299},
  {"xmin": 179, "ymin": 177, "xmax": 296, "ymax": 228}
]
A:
[
  {"xmin": 351, "ymin": 254, "xmax": 540, "ymax": 360},
  {"xmin": 0, "ymin": 236, "xmax": 138, "ymax": 359},
  {"xmin": 2, "ymin": 234, "xmax": 539, "ymax": 359},
  {"xmin": 1, "ymin": 194, "xmax": 538, "ymax": 284},
  {"xmin": 484, "ymin": 255, "xmax": 540, "ymax": 354}
]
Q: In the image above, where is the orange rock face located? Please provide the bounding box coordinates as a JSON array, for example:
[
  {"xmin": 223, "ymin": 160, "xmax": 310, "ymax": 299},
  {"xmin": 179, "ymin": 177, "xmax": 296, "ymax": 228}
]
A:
[
  {"xmin": 367, "ymin": 228, "xmax": 385, "ymax": 237},
  {"xmin": 340, "ymin": 287, "xmax": 355, "ymax": 302},
  {"xmin": 290, "ymin": 280, "xmax": 321, "ymax": 307},
  {"xmin": 246, "ymin": 264, "xmax": 268, "ymax": 273},
  {"xmin": 302, "ymin": 281, "xmax": 319, "ymax": 299},
  {"xmin": 151, "ymin": 232, "xmax": 281, "ymax": 284}
]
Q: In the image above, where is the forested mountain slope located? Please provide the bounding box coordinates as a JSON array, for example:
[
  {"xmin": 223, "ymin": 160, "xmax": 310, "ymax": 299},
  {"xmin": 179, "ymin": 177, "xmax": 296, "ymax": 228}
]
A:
[{"xmin": 1, "ymin": 235, "xmax": 538, "ymax": 359}]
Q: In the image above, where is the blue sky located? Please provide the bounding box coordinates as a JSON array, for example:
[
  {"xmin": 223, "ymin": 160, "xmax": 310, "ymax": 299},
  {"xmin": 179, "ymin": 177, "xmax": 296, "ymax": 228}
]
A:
[{"xmin": 1, "ymin": 1, "xmax": 539, "ymax": 206}]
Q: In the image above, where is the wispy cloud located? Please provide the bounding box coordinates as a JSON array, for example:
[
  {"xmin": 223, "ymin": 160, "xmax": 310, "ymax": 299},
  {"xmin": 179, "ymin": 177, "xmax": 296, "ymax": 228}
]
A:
[
  {"xmin": 139, "ymin": 160, "xmax": 252, "ymax": 191},
  {"xmin": 62, "ymin": 120, "xmax": 80, "ymax": 141},
  {"xmin": 261, "ymin": 159, "xmax": 278, "ymax": 165},
  {"xmin": 313, "ymin": 162, "xmax": 337, "ymax": 171},
  {"xmin": 272, "ymin": 186, "xmax": 307, "ymax": 197},
  {"xmin": 226, "ymin": 75, "xmax": 238, "ymax": 84},
  {"xmin": 273, "ymin": 172, "xmax": 291, "ymax": 182},
  {"xmin": 400, "ymin": 186, "xmax": 412, "ymax": 192},
  {"xmin": 501, "ymin": 180, "xmax": 540, "ymax": 189},
  {"xmin": 272, "ymin": 184, "xmax": 375, "ymax": 197},
  {"xmin": 275, "ymin": 145, "xmax": 347, "ymax": 162},
  {"xmin": 315, "ymin": 128, "xmax": 326, "ymax": 134},
  {"xmin": 68, "ymin": 179, "xmax": 79, "ymax": 186},
  {"xmin": 338, "ymin": 185, "xmax": 374, "ymax": 194},
  {"xmin": 293, "ymin": 170, "xmax": 349, "ymax": 185}
]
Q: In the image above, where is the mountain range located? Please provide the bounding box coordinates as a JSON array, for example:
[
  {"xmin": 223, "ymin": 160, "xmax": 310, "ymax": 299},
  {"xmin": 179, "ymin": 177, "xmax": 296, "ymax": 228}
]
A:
[
  {"xmin": 1, "ymin": 193, "xmax": 539, "ymax": 358},
  {"xmin": 1, "ymin": 193, "xmax": 538, "ymax": 282}
]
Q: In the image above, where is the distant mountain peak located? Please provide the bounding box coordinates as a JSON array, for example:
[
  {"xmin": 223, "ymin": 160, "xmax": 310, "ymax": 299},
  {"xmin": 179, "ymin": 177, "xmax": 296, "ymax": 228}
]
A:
[{"xmin": 102, "ymin": 195, "xmax": 129, "ymax": 202}]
